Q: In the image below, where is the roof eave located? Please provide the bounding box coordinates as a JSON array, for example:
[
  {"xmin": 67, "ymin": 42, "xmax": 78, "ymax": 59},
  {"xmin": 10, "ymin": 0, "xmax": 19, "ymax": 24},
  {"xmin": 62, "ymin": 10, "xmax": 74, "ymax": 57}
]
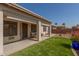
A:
[{"xmin": 4, "ymin": 3, "xmax": 52, "ymax": 24}]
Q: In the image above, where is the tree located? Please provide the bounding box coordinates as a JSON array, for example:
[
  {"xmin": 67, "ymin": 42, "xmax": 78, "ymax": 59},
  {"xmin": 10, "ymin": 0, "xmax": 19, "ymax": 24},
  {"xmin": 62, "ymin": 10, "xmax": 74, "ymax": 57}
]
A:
[
  {"xmin": 55, "ymin": 23, "xmax": 58, "ymax": 26},
  {"xmin": 62, "ymin": 23, "xmax": 65, "ymax": 26},
  {"xmin": 62, "ymin": 23, "xmax": 66, "ymax": 28}
]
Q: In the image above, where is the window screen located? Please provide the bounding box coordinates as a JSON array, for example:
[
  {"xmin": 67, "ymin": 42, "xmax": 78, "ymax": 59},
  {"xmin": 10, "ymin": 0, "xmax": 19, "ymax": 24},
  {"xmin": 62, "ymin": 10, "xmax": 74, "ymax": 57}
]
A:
[{"xmin": 4, "ymin": 21, "xmax": 17, "ymax": 36}]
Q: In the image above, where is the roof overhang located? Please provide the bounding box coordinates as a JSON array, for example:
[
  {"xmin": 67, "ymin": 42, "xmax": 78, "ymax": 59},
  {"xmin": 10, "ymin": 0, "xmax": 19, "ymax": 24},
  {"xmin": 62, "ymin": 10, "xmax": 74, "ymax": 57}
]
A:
[{"xmin": 3, "ymin": 3, "xmax": 52, "ymax": 24}]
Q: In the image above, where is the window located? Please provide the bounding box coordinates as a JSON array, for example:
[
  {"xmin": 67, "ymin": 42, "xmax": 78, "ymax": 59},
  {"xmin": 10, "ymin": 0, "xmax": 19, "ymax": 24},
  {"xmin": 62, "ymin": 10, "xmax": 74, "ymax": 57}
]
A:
[
  {"xmin": 4, "ymin": 21, "xmax": 17, "ymax": 36},
  {"xmin": 31, "ymin": 24, "xmax": 36, "ymax": 33},
  {"xmin": 43, "ymin": 26, "xmax": 46, "ymax": 32}
]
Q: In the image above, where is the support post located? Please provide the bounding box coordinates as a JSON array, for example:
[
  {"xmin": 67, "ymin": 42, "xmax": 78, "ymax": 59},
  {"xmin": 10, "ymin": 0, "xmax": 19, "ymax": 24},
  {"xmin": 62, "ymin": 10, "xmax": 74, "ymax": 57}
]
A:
[
  {"xmin": 27, "ymin": 23, "xmax": 31, "ymax": 38},
  {"xmin": 17, "ymin": 22, "xmax": 21, "ymax": 40},
  {"xmin": 37, "ymin": 21, "xmax": 41, "ymax": 41},
  {"xmin": 49, "ymin": 25, "xmax": 52, "ymax": 37},
  {"xmin": 0, "ymin": 8, "xmax": 4, "ymax": 55}
]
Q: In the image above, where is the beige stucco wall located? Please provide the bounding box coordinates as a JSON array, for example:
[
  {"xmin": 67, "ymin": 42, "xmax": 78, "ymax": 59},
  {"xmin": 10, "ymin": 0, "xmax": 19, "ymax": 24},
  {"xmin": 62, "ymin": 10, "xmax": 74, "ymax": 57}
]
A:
[{"xmin": 3, "ymin": 36, "xmax": 19, "ymax": 44}]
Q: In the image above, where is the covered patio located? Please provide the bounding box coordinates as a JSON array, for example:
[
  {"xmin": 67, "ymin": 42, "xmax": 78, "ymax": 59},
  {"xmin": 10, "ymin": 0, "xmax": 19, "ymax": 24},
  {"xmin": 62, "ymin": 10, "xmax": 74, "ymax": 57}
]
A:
[
  {"xmin": 0, "ymin": 3, "xmax": 52, "ymax": 55},
  {"xmin": 3, "ymin": 20, "xmax": 38, "ymax": 44}
]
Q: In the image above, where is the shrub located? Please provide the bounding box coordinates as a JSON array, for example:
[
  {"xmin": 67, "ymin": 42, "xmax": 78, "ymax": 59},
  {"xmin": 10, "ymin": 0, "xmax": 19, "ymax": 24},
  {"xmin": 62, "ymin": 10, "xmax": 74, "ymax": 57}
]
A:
[{"xmin": 71, "ymin": 35, "xmax": 79, "ymax": 42}]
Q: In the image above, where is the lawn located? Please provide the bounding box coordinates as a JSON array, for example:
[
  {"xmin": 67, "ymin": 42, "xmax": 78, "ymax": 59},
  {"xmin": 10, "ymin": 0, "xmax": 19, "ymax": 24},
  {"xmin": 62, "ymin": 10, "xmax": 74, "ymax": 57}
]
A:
[{"xmin": 11, "ymin": 37, "xmax": 74, "ymax": 56}]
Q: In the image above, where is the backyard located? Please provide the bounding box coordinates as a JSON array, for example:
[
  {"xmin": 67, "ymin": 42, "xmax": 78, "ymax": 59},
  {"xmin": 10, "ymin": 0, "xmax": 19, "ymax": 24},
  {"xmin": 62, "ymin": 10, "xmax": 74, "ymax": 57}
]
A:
[{"xmin": 11, "ymin": 37, "xmax": 74, "ymax": 56}]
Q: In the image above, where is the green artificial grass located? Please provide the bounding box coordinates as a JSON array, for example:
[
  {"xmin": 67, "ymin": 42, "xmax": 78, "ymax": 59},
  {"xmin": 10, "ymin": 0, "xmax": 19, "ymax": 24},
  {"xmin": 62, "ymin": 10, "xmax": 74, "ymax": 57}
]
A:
[{"xmin": 11, "ymin": 37, "xmax": 74, "ymax": 56}]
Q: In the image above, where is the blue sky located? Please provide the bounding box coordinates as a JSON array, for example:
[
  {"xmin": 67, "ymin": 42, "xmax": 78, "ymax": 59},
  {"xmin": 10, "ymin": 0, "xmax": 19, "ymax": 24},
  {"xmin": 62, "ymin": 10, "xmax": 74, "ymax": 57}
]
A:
[{"xmin": 19, "ymin": 3, "xmax": 79, "ymax": 28}]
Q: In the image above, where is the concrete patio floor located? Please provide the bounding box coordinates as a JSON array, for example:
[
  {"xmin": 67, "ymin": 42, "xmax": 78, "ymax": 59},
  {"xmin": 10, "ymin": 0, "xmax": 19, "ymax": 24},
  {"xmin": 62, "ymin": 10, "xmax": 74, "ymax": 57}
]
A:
[
  {"xmin": 3, "ymin": 36, "xmax": 50, "ymax": 56},
  {"xmin": 4, "ymin": 39, "xmax": 38, "ymax": 55}
]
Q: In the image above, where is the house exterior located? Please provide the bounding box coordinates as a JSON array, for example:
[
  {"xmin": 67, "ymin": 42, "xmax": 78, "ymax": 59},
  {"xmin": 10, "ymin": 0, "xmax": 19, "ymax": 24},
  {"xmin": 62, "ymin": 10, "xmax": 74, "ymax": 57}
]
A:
[{"xmin": 0, "ymin": 3, "xmax": 52, "ymax": 55}]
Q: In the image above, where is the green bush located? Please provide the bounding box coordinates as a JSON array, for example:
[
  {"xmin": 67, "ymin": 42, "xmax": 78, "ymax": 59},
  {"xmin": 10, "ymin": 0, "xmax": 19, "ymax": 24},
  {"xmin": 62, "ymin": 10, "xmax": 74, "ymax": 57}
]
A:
[{"xmin": 71, "ymin": 36, "xmax": 79, "ymax": 42}]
